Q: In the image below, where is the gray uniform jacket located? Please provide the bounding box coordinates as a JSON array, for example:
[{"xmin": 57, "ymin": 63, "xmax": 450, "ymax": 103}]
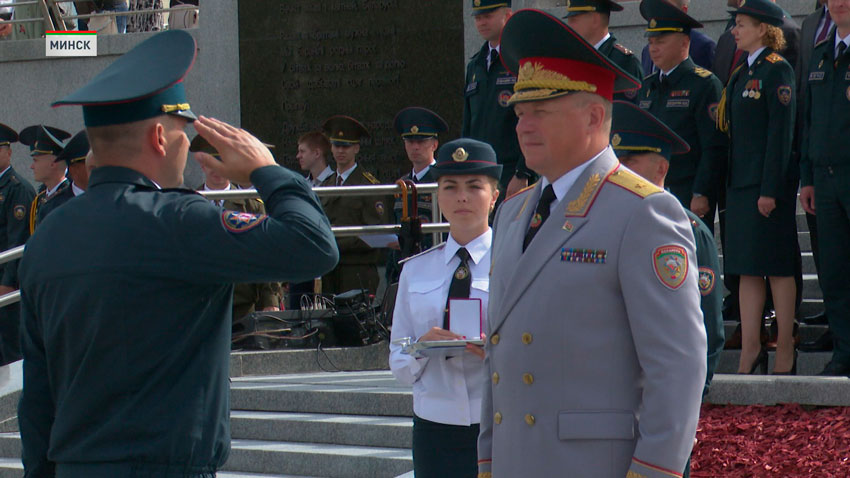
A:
[{"xmin": 478, "ymin": 149, "xmax": 707, "ymax": 478}]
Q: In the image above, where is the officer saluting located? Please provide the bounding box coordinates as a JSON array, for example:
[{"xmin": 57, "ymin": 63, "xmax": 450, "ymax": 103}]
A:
[
  {"xmin": 18, "ymin": 30, "xmax": 338, "ymax": 477},
  {"xmin": 0, "ymin": 124, "xmax": 35, "ymax": 366},
  {"xmin": 386, "ymin": 107, "xmax": 447, "ymax": 283},
  {"xmin": 19, "ymin": 125, "xmax": 72, "ymax": 233},
  {"xmin": 479, "ymin": 10, "xmax": 706, "ymax": 478}
]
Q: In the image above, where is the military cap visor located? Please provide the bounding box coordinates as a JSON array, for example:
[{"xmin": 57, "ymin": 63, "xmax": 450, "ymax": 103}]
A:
[
  {"xmin": 394, "ymin": 107, "xmax": 449, "ymax": 138},
  {"xmin": 563, "ymin": 0, "xmax": 624, "ymax": 18},
  {"xmin": 640, "ymin": 0, "xmax": 703, "ymax": 37},
  {"xmin": 471, "ymin": 0, "xmax": 511, "ymax": 16},
  {"xmin": 728, "ymin": 0, "xmax": 785, "ymax": 28},
  {"xmin": 54, "ymin": 130, "xmax": 90, "ymax": 165},
  {"xmin": 611, "ymin": 100, "xmax": 689, "ymax": 161},
  {"xmin": 323, "ymin": 116, "xmax": 370, "ymax": 146},
  {"xmin": 190, "ymin": 135, "xmax": 274, "ymax": 157},
  {"xmin": 430, "ymin": 138, "xmax": 503, "ymax": 180},
  {"xmin": 0, "ymin": 123, "xmax": 18, "ymax": 146},
  {"xmin": 52, "ymin": 30, "xmax": 198, "ymax": 127},
  {"xmin": 19, "ymin": 125, "xmax": 71, "ymax": 156},
  {"xmin": 500, "ymin": 9, "xmax": 640, "ymax": 103}
]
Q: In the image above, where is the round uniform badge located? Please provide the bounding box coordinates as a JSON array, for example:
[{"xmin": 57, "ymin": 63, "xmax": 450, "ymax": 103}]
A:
[
  {"xmin": 498, "ymin": 90, "xmax": 512, "ymax": 107},
  {"xmin": 375, "ymin": 201, "xmax": 385, "ymax": 216},
  {"xmin": 455, "ymin": 265, "xmax": 469, "ymax": 280},
  {"xmin": 13, "ymin": 205, "xmax": 25, "ymax": 220},
  {"xmin": 653, "ymin": 245, "xmax": 688, "ymax": 290}
]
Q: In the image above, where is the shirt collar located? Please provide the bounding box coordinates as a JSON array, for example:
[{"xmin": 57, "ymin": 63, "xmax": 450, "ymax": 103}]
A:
[
  {"xmin": 413, "ymin": 161, "xmax": 435, "ymax": 181},
  {"xmin": 488, "ymin": 43, "xmax": 501, "ymax": 54},
  {"xmin": 540, "ymin": 147, "xmax": 607, "ymax": 206},
  {"xmin": 72, "ymin": 182, "xmax": 85, "ymax": 196},
  {"xmin": 661, "ymin": 64, "xmax": 679, "ymax": 77},
  {"xmin": 45, "ymin": 177, "xmax": 68, "ymax": 197},
  {"xmin": 748, "ymin": 47, "xmax": 767, "ymax": 66},
  {"xmin": 317, "ymin": 165, "xmax": 334, "ymax": 182},
  {"xmin": 203, "ymin": 182, "xmax": 230, "ymax": 192},
  {"xmin": 593, "ymin": 33, "xmax": 611, "ymax": 51},
  {"xmin": 443, "ymin": 228, "xmax": 492, "ymax": 266},
  {"xmin": 337, "ymin": 163, "xmax": 357, "ymax": 184},
  {"xmin": 0, "ymin": 166, "xmax": 10, "ymax": 181},
  {"xmin": 835, "ymin": 29, "xmax": 850, "ymax": 55}
]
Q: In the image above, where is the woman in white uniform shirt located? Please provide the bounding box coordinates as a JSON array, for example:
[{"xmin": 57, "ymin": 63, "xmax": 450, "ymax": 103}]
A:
[{"xmin": 389, "ymin": 138, "xmax": 501, "ymax": 478}]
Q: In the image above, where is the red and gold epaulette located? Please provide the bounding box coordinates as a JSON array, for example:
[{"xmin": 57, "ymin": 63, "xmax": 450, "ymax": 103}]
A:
[
  {"xmin": 765, "ymin": 52, "xmax": 784, "ymax": 64},
  {"xmin": 614, "ymin": 43, "xmax": 633, "ymax": 56}
]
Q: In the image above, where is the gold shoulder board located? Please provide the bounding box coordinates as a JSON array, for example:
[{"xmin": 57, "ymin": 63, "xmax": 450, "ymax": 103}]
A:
[
  {"xmin": 607, "ymin": 168, "xmax": 662, "ymax": 198},
  {"xmin": 363, "ymin": 171, "xmax": 380, "ymax": 184},
  {"xmin": 765, "ymin": 52, "xmax": 784, "ymax": 64},
  {"xmin": 694, "ymin": 67, "xmax": 712, "ymax": 78}
]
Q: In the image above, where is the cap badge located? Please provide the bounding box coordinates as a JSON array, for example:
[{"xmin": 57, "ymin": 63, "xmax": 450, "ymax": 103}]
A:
[
  {"xmin": 739, "ymin": 0, "xmax": 746, "ymax": 7},
  {"xmin": 452, "ymin": 147, "xmax": 469, "ymax": 162},
  {"xmin": 649, "ymin": 18, "xmax": 657, "ymax": 28},
  {"xmin": 338, "ymin": 130, "xmax": 344, "ymax": 137},
  {"xmin": 474, "ymin": 0, "xmax": 481, "ymax": 6},
  {"xmin": 411, "ymin": 125, "xmax": 419, "ymax": 134},
  {"xmin": 612, "ymin": 134, "xmax": 622, "ymax": 147}
]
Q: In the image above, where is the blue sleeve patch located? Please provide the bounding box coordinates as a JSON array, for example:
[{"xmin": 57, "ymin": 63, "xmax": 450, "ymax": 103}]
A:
[{"xmin": 221, "ymin": 210, "xmax": 267, "ymax": 233}]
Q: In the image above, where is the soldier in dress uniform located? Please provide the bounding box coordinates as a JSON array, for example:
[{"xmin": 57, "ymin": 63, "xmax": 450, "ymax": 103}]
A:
[
  {"xmin": 637, "ymin": 0, "xmax": 728, "ymax": 232},
  {"xmin": 18, "ymin": 30, "xmax": 338, "ymax": 477},
  {"xmin": 478, "ymin": 10, "xmax": 706, "ymax": 478},
  {"xmin": 0, "ymin": 124, "xmax": 35, "ymax": 365},
  {"xmin": 799, "ymin": 0, "xmax": 850, "ymax": 376},
  {"xmin": 564, "ymin": 0, "xmax": 644, "ymax": 102},
  {"xmin": 55, "ymin": 130, "xmax": 91, "ymax": 196},
  {"xmin": 464, "ymin": 0, "xmax": 536, "ymax": 198},
  {"xmin": 19, "ymin": 125, "xmax": 72, "ymax": 233},
  {"xmin": 612, "ymin": 100, "xmax": 724, "ymax": 396},
  {"xmin": 385, "ymin": 107, "xmax": 447, "ymax": 284},
  {"xmin": 191, "ymin": 135, "xmax": 282, "ymax": 321},
  {"xmin": 718, "ymin": 0, "xmax": 798, "ymax": 375},
  {"xmin": 320, "ymin": 115, "xmax": 386, "ymax": 296}
]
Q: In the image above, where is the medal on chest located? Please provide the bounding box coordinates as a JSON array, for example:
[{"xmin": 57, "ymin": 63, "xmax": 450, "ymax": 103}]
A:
[{"xmin": 743, "ymin": 79, "xmax": 762, "ymax": 99}]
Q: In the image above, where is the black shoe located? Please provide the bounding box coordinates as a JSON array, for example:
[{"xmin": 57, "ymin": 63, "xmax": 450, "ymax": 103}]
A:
[
  {"xmin": 799, "ymin": 330, "xmax": 834, "ymax": 352},
  {"xmin": 772, "ymin": 350, "xmax": 797, "ymax": 375},
  {"xmin": 818, "ymin": 360, "xmax": 850, "ymax": 377},
  {"xmin": 739, "ymin": 348, "xmax": 768, "ymax": 374},
  {"xmin": 802, "ymin": 311, "xmax": 829, "ymax": 326}
]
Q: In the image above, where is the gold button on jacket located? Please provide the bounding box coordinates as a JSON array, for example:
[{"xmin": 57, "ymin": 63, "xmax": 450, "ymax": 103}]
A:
[
  {"xmin": 490, "ymin": 334, "xmax": 500, "ymax": 345},
  {"xmin": 492, "ymin": 372, "xmax": 500, "ymax": 384},
  {"xmin": 521, "ymin": 332, "xmax": 533, "ymax": 344},
  {"xmin": 494, "ymin": 412, "xmax": 502, "ymax": 424},
  {"xmin": 522, "ymin": 373, "xmax": 534, "ymax": 385},
  {"xmin": 525, "ymin": 414, "xmax": 535, "ymax": 426}
]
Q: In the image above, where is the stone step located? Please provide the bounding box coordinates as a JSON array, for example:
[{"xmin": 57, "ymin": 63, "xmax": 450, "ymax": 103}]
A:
[
  {"xmin": 231, "ymin": 342, "xmax": 389, "ymax": 378},
  {"xmin": 716, "ymin": 349, "xmax": 832, "ymax": 375},
  {"xmin": 222, "ymin": 439, "xmax": 412, "ymax": 478},
  {"xmin": 705, "ymin": 375, "xmax": 850, "ymax": 406},
  {"xmin": 231, "ymin": 371, "xmax": 412, "ymax": 417},
  {"xmin": 231, "ymin": 411, "xmax": 412, "ymax": 448}
]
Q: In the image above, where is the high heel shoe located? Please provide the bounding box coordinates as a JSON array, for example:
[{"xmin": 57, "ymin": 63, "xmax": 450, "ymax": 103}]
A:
[
  {"xmin": 772, "ymin": 350, "xmax": 798, "ymax": 376},
  {"xmin": 739, "ymin": 348, "xmax": 768, "ymax": 374}
]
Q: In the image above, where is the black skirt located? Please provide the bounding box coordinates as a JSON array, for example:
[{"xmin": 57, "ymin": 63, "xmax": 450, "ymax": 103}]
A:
[
  {"xmin": 412, "ymin": 415, "xmax": 480, "ymax": 478},
  {"xmin": 724, "ymin": 185, "xmax": 797, "ymax": 276}
]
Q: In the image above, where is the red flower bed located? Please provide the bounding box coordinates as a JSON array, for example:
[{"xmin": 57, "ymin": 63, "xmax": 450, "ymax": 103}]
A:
[{"xmin": 691, "ymin": 403, "xmax": 850, "ymax": 477}]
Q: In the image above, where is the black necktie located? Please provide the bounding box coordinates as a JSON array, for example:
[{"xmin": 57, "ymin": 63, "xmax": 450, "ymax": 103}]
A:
[
  {"xmin": 443, "ymin": 248, "xmax": 472, "ymax": 329},
  {"xmin": 659, "ymin": 74, "xmax": 670, "ymax": 92},
  {"xmin": 523, "ymin": 184, "xmax": 556, "ymax": 252},
  {"xmin": 838, "ymin": 41, "xmax": 847, "ymax": 60},
  {"xmin": 489, "ymin": 48, "xmax": 499, "ymax": 71}
]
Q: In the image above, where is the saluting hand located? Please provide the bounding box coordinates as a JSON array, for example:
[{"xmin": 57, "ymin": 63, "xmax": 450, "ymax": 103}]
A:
[
  {"xmin": 193, "ymin": 116, "xmax": 277, "ymax": 186},
  {"xmin": 757, "ymin": 196, "xmax": 776, "ymax": 218}
]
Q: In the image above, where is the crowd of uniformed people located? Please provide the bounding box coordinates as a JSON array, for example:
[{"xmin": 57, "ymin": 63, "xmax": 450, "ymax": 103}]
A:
[{"xmin": 2, "ymin": 0, "xmax": 849, "ymax": 477}]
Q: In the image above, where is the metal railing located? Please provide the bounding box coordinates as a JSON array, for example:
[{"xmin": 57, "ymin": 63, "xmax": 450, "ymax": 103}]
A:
[
  {"xmin": 0, "ymin": 183, "xmax": 446, "ymax": 308},
  {"xmin": 1, "ymin": 1, "xmax": 198, "ymax": 32}
]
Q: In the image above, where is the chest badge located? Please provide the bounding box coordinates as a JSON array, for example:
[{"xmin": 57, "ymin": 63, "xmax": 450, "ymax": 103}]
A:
[{"xmin": 455, "ymin": 265, "xmax": 470, "ymax": 280}]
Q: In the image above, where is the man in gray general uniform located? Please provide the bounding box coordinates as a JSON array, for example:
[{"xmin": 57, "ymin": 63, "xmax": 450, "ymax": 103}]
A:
[{"xmin": 478, "ymin": 10, "xmax": 706, "ymax": 478}]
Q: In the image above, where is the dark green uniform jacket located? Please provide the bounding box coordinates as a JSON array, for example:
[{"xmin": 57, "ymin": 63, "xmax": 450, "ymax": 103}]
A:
[
  {"xmin": 320, "ymin": 164, "xmax": 386, "ymax": 295},
  {"xmin": 200, "ymin": 184, "xmax": 283, "ymax": 320},
  {"xmin": 30, "ymin": 179, "xmax": 74, "ymax": 234},
  {"xmin": 463, "ymin": 41, "xmax": 532, "ymax": 187},
  {"xmin": 599, "ymin": 35, "xmax": 643, "ymax": 103},
  {"xmin": 724, "ymin": 49, "xmax": 796, "ymax": 196},
  {"xmin": 801, "ymin": 35, "xmax": 850, "ymax": 186},
  {"xmin": 639, "ymin": 58, "xmax": 727, "ymax": 205},
  {"xmin": 18, "ymin": 165, "xmax": 337, "ymax": 477},
  {"xmin": 0, "ymin": 167, "xmax": 35, "ymax": 288},
  {"xmin": 686, "ymin": 210, "xmax": 724, "ymax": 395}
]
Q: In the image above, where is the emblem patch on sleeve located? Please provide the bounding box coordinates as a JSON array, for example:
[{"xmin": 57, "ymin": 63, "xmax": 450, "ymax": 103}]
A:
[
  {"xmin": 221, "ymin": 210, "xmax": 267, "ymax": 233},
  {"xmin": 653, "ymin": 245, "xmax": 688, "ymax": 290},
  {"xmin": 777, "ymin": 85, "xmax": 792, "ymax": 106},
  {"xmin": 708, "ymin": 103, "xmax": 719, "ymax": 122},
  {"xmin": 13, "ymin": 205, "xmax": 25, "ymax": 220},
  {"xmin": 698, "ymin": 267, "xmax": 715, "ymax": 296},
  {"xmin": 375, "ymin": 201, "xmax": 385, "ymax": 215}
]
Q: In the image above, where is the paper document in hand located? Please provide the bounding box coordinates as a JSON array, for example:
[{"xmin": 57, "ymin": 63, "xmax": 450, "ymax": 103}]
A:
[{"xmin": 448, "ymin": 298, "xmax": 483, "ymax": 340}]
